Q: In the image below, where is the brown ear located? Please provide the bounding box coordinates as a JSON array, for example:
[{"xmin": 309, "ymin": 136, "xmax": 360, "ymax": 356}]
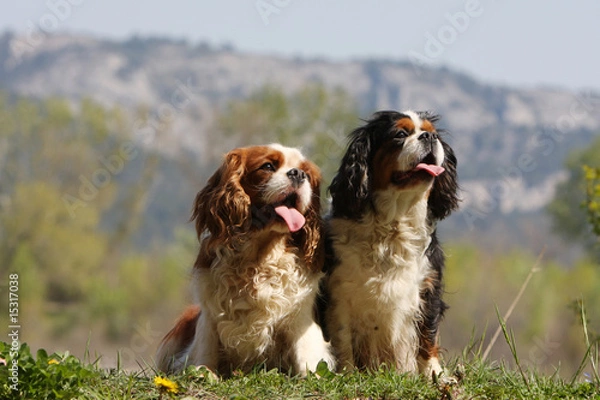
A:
[
  {"xmin": 293, "ymin": 162, "xmax": 324, "ymax": 272},
  {"xmin": 191, "ymin": 150, "xmax": 250, "ymax": 246}
]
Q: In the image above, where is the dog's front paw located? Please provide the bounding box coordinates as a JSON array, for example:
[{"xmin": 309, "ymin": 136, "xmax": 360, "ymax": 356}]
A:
[
  {"xmin": 434, "ymin": 363, "xmax": 465, "ymax": 400},
  {"xmin": 189, "ymin": 365, "xmax": 219, "ymax": 383},
  {"xmin": 420, "ymin": 356, "xmax": 444, "ymax": 380}
]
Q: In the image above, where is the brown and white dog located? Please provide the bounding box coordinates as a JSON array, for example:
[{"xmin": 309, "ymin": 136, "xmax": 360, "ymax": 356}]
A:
[
  {"xmin": 323, "ymin": 111, "xmax": 459, "ymax": 378},
  {"xmin": 156, "ymin": 144, "xmax": 335, "ymax": 376}
]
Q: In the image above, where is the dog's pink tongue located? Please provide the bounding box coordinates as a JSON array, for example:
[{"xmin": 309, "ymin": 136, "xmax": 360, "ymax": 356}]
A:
[
  {"xmin": 415, "ymin": 163, "xmax": 445, "ymax": 177},
  {"xmin": 274, "ymin": 206, "xmax": 306, "ymax": 233}
]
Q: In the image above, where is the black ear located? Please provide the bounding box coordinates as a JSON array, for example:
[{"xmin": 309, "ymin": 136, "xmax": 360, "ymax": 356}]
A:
[
  {"xmin": 428, "ymin": 139, "xmax": 459, "ymax": 220},
  {"xmin": 329, "ymin": 126, "xmax": 372, "ymax": 219}
]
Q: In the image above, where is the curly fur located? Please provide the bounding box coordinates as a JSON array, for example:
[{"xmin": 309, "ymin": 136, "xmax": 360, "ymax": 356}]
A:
[{"xmin": 157, "ymin": 144, "xmax": 334, "ymax": 376}]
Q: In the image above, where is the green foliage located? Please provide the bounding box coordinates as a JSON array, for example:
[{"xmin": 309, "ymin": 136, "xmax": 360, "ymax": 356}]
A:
[
  {"xmin": 2, "ymin": 182, "xmax": 106, "ymax": 303},
  {"xmin": 88, "ymin": 237, "xmax": 194, "ymax": 340},
  {"xmin": 2, "ymin": 341, "xmax": 599, "ymax": 399},
  {"xmin": 583, "ymin": 165, "xmax": 600, "ymax": 239},
  {"xmin": 0, "ymin": 342, "xmax": 97, "ymax": 399},
  {"xmin": 547, "ymin": 135, "xmax": 600, "ymax": 260},
  {"xmin": 0, "ymin": 95, "xmax": 119, "ymax": 338}
]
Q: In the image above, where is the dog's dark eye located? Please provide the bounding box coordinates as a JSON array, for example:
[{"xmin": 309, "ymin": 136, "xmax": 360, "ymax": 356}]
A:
[
  {"xmin": 396, "ymin": 130, "xmax": 409, "ymax": 138},
  {"xmin": 260, "ymin": 162, "xmax": 276, "ymax": 172}
]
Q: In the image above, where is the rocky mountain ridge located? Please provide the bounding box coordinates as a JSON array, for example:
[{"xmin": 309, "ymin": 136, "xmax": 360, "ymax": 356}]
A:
[{"xmin": 2, "ymin": 32, "xmax": 599, "ymax": 231}]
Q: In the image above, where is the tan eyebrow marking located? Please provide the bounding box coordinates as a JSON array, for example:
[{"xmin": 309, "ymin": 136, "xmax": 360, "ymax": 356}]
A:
[
  {"xmin": 421, "ymin": 119, "xmax": 435, "ymax": 132},
  {"xmin": 394, "ymin": 117, "xmax": 415, "ymax": 133}
]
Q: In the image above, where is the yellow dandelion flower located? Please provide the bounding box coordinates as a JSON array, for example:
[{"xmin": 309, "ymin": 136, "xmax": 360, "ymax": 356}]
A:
[
  {"xmin": 154, "ymin": 376, "xmax": 179, "ymax": 394},
  {"xmin": 48, "ymin": 359, "xmax": 60, "ymax": 365}
]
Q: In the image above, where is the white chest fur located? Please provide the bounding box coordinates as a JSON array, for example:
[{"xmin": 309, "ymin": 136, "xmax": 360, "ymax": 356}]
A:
[
  {"xmin": 196, "ymin": 239, "xmax": 317, "ymax": 366},
  {"xmin": 327, "ymin": 195, "xmax": 433, "ymax": 371}
]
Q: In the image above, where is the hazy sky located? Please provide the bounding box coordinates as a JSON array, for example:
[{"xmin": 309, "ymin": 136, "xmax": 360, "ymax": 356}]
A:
[{"xmin": 3, "ymin": 0, "xmax": 599, "ymax": 91}]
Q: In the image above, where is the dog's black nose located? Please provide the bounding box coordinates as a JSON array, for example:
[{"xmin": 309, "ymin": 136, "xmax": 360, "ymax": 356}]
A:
[
  {"xmin": 287, "ymin": 168, "xmax": 307, "ymax": 187},
  {"xmin": 419, "ymin": 131, "xmax": 438, "ymax": 142}
]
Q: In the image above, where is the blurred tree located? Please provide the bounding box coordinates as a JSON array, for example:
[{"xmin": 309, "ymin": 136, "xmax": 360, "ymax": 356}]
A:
[
  {"xmin": 583, "ymin": 165, "xmax": 600, "ymax": 240},
  {"xmin": 1, "ymin": 182, "xmax": 106, "ymax": 303},
  {"xmin": 89, "ymin": 228, "xmax": 196, "ymax": 340},
  {"xmin": 213, "ymin": 84, "xmax": 359, "ymax": 185},
  {"xmin": 0, "ymin": 93, "xmax": 167, "ymax": 340},
  {"xmin": 547, "ymin": 135, "xmax": 600, "ymax": 261}
]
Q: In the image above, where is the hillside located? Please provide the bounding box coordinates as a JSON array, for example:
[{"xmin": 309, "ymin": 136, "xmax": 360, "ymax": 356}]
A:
[{"xmin": 2, "ymin": 31, "xmax": 599, "ymax": 251}]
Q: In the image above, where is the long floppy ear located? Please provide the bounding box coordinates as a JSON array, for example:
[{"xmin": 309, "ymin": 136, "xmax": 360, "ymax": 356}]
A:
[
  {"xmin": 191, "ymin": 150, "xmax": 250, "ymax": 244},
  {"xmin": 329, "ymin": 126, "xmax": 372, "ymax": 219},
  {"xmin": 293, "ymin": 164, "xmax": 325, "ymax": 272},
  {"xmin": 428, "ymin": 139, "xmax": 459, "ymax": 220}
]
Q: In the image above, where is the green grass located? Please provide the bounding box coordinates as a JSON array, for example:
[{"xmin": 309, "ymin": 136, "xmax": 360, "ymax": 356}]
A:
[{"xmin": 1, "ymin": 341, "xmax": 599, "ymax": 400}]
